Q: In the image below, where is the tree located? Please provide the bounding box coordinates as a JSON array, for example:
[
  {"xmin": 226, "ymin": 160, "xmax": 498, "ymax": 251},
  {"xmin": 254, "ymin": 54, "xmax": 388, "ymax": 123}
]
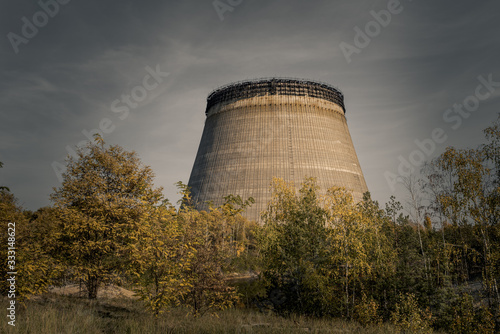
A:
[
  {"xmin": 435, "ymin": 147, "xmax": 498, "ymax": 307},
  {"xmin": 260, "ymin": 177, "xmax": 331, "ymax": 316},
  {"xmin": 324, "ymin": 188, "xmax": 395, "ymax": 318},
  {"xmin": 50, "ymin": 135, "xmax": 164, "ymax": 299},
  {"xmin": 422, "ymin": 117, "xmax": 500, "ymax": 330},
  {"xmin": 259, "ymin": 178, "xmax": 396, "ymax": 318},
  {"xmin": 0, "ymin": 190, "xmax": 27, "ymax": 297},
  {"xmin": 482, "ymin": 114, "xmax": 500, "ymax": 185},
  {"xmin": 400, "ymin": 174, "xmax": 429, "ymax": 281},
  {"xmin": 129, "ymin": 200, "xmax": 193, "ymax": 316},
  {"xmin": 176, "ymin": 187, "xmax": 252, "ymax": 316},
  {"xmin": 390, "ymin": 293, "xmax": 432, "ymax": 333},
  {"xmin": 0, "ymin": 193, "xmax": 60, "ymax": 300}
]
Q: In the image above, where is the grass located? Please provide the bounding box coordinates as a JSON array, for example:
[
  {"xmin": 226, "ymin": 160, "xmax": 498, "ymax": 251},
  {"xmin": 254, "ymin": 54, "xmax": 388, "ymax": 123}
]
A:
[{"xmin": 1, "ymin": 294, "xmax": 437, "ymax": 333}]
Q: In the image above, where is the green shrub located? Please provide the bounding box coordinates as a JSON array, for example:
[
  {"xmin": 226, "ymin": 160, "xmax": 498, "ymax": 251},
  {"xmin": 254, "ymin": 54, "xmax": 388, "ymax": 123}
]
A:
[
  {"xmin": 354, "ymin": 293, "xmax": 381, "ymax": 326},
  {"xmin": 444, "ymin": 293, "xmax": 494, "ymax": 334},
  {"xmin": 390, "ymin": 293, "xmax": 432, "ymax": 334}
]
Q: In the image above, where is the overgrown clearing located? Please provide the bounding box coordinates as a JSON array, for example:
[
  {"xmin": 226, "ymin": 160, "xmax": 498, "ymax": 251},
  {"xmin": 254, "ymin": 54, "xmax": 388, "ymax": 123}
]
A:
[{"xmin": 0, "ymin": 294, "xmax": 428, "ymax": 334}]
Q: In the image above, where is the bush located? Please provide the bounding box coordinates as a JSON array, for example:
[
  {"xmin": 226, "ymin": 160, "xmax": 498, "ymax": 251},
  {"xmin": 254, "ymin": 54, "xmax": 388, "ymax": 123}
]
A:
[
  {"xmin": 390, "ymin": 293, "xmax": 432, "ymax": 334},
  {"xmin": 442, "ymin": 293, "xmax": 495, "ymax": 334},
  {"xmin": 353, "ymin": 293, "xmax": 381, "ymax": 326}
]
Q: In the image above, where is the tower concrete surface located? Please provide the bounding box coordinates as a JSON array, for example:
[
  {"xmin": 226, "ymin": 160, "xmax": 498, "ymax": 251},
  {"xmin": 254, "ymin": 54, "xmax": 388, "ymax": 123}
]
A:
[{"xmin": 187, "ymin": 78, "xmax": 368, "ymax": 222}]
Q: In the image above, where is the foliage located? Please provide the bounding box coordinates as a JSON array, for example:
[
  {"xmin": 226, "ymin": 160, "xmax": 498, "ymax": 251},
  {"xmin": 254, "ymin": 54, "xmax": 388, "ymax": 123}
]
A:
[
  {"xmin": 0, "ymin": 193, "xmax": 61, "ymax": 300},
  {"xmin": 390, "ymin": 293, "xmax": 432, "ymax": 334},
  {"xmin": 50, "ymin": 135, "xmax": 164, "ymax": 299},
  {"xmin": 259, "ymin": 178, "xmax": 396, "ymax": 318},
  {"xmin": 437, "ymin": 293, "xmax": 495, "ymax": 334},
  {"xmin": 353, "ymin": 293, "xmax": 381, "ymax": 326},
  {"xmin": 259, "ymin": 177, "xmax": 331, "ymax": 316},
  {"xmin": 324, "ymin": 189, "xmax": 396, "ymax": 318},
  {"xmin": 129, "ymin": 201, "xmax": 193, "ymax": 316},
  {"xmin": 428, "ymin": 120, "xmax": 500, "ymax": 317},
  {"xmin": 177, "ymin": 189, "xmax": 255, "ymax": 316}
]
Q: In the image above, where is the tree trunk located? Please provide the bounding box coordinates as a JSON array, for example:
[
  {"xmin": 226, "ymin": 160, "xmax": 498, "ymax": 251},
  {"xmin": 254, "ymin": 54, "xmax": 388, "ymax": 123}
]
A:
[{"xmin": 86, "ymin": 274, "xmax": 98, "ymax": 299}]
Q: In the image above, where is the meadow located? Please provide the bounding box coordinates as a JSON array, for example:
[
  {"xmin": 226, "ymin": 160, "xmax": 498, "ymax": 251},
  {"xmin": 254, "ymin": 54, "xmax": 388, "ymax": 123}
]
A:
[{"xmin": 1, "ymin": 293, "xmax": 433, "ymax": 334}]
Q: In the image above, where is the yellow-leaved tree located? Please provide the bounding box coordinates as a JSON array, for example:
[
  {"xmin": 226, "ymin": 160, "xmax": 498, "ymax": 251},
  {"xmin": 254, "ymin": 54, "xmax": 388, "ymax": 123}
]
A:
[
  {"xmin": 324, "ymin": 187, "xmax": 396, "ymax": 319},
  {"xmin": 0, "ymin": 191, "xmax": 62, "ymax": 301},
  {"xmin": 50, "ymin": 135, "xmax": 164, "ymax": 299},
  {"xmin": 176, "ymin": 185, "xmax": 254, "ymax": 316},
  {"xmin": 128, "ymin": 199, "xmax": 194, "ymax": 316}
]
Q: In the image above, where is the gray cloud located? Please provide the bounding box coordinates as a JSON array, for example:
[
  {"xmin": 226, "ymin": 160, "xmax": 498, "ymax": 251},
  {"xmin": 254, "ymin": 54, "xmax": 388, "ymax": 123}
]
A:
[{"xmin": 1, "ymin": 0, "xmax": 499, "ymax": 210}]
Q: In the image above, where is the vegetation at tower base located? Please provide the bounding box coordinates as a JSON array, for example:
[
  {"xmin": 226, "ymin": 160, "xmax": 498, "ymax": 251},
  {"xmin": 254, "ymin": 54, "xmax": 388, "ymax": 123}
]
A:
[
  {"xmin": 126, "ymin": 192, "xmax": 247, "ymax": 317},
  {"xmin": 257, "ymin": 173, "xmax": 498, "ymax": 332},
  {"xmin": 1, "ymin": 116, "xmax": 499, "ymax": 333},
  {"xmin": 138, "ymin": 182, "xmax": 258, "ymax": 316},
  {"xmin": 127, "ymin": 197, "xmax": 191, "ymax": 316},
  {"xmin": 258, "ymin": 177, "xmax": 396, "ymax": 319},
  {"xmin": 254, "ymin": 115, "xmax": 499, "ymax": 331}
]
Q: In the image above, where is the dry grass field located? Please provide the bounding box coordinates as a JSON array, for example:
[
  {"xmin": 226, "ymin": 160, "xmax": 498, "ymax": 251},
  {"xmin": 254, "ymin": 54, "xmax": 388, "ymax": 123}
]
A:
[{"xmin": 1, "ymin": 292, "xmax": 440, "ymax": 334}]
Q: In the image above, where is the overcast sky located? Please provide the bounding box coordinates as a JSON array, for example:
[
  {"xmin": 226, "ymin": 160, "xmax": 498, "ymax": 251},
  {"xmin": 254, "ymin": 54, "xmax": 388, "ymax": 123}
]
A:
[{"xmin": 1, "ymin": 0, "xmax": 499, "ymax": 211}]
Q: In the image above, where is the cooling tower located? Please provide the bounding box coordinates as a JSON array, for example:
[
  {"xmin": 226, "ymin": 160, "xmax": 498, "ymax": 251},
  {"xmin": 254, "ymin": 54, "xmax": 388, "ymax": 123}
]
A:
[{"xmin": 187, "ymin": 78, "xmax": 368, "ymax": 222}]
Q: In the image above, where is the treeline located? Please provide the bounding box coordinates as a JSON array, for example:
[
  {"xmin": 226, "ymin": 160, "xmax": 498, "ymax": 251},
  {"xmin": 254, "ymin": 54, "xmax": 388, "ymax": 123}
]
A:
[
  {"xmin": 0, "ymin": 116, "xmax": 499, "ymax": 333},
  {"xmin": 0, "ymin": 137, "xmax": 259, "ymax": 316}
]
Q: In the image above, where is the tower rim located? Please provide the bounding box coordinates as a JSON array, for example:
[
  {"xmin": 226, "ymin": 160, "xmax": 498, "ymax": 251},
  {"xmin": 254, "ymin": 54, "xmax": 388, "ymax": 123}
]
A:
[{"xmin": 206, "ymin": 77, "xmax": 346, "ymax": 114}]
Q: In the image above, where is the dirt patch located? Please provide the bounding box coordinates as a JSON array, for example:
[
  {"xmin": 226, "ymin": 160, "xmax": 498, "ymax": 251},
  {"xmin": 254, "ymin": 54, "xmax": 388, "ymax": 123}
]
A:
[{"xmin": 49, "ymin": 284, "xmax": 137, "ymax": 299}]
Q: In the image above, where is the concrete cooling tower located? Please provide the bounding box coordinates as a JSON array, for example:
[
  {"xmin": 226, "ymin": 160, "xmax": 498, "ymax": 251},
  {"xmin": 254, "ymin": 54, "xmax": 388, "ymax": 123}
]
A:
[{"xmin": 187, "ymin": 78, "xmax": 368, "ymax": 222}]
